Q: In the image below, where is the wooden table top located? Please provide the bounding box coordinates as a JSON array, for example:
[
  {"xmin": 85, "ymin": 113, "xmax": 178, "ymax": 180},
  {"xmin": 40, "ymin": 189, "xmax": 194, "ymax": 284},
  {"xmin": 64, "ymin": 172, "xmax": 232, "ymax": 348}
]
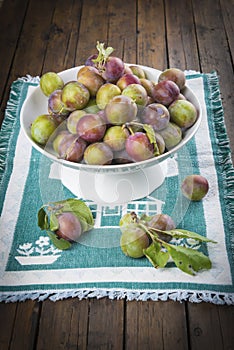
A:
[{"xmin": 0, "ymin": 0, "xmax": 233, "ymax": 349}]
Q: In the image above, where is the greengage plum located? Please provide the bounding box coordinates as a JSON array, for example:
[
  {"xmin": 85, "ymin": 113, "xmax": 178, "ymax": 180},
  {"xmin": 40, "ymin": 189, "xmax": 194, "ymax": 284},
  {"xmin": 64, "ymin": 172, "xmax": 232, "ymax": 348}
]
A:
[
  {"xmin": 66, "ymin": 110, "xmax": 86, "ymax": 134},
  {"xmin": 158, "ymin": 68, "xmax": 186, "ymax": 90},
  {"xmin": 125, "ymin": 132, "xmax": 154, "ymax": 162},
  {"xmin": 152, "ymin": 80, "xmax": 180, "ymax": 106},
  {"xmin": 63, "ymin": 137, "xmax": 87, "ymax": 162},
  {"xmin": 147, "ymin": 213, "xmax": 176, "ymax": 242},
  {"xmin": 85, "ymin": 53, "xmax": 98, "ymax": 66},
  {"xmin": 120, "ymin": 224, "xmax": 150, "ymax": 258},
  {"xmin": 101, "ymin": 56, "xmax": 125, "ymax": 83},
  {"xmin": 158, "ymin": 122, "xmax": 182, "ymax": 150},
  {"xmin": 129, "ymin": 65, "xmax": 146, "ymax": 79},
  {"xmin": 96, "ymin": 83, "xmax": 121, "ymax": 110},
  {"xmin": 116, "ymin": 73, "xmax": 141, "ymax": 90},
  {"xmin": 52, "ymin": 130, "xmax": 70, "ymax": 154},
  {"xmin": 57, "ymin": 133, "xmax": 86, "ymax": 162},
  {"xmin": 139, "ymin": 78, "xmax": 155, "ymax": 98},
  {"xmin": 169, "ymin": 99, "xmax": 197, "ymax": 129},
  {"xmin": 103, "ymin": 125, "xmax": 129, "ymax": 151},
  {"xmin": 48, "ymin": 89, "xmax": 69, "ymax": 120},
  {"xmin": 61, "ymin": 81, "xmax": 90, "ymax": 111},
  {"xmin": 154, "ymin": 132, "xmax": 166, "ymax": 154},
  {"xmin": 56, "ymin": 212, "xmax": 82, "ymax": 242},
  {"xmin": 122, "ymin": 84, "xmax": 148, "ymax": 107},
  {"xmin": 105, "ymin": 95, "xmax": 137, "ymax": 125},
  {"xmin": 40, "ymin": 72, "xmax": 64, "ymax": 97},
  {"xmin": 147, "ymin": 213, "xmax": 176, "ymax": 231},
  {"xmin": 77, "ymin": 113, "xmax": 106, "ymax": 143},
  {"xmin": 84, "ymin": 99, "xmax": 100, "ymax": 114},
  {"xmin": 31, "ymin": 114, "xmax": 58, "ymax": 145},
  {"xmin": 141, "ymin": 103, "xmax": 170, "ymax": 131},
  {"xmin": 83, "ymin": 142, "xmax": 113, "ymax": 165},
  {"xmin": 77, "ymin": 67, "xmax": 105, "ymax": 97},
  {"xmin": 181, "ymin": 175, "xmax": 209, "ymax": 201},
  {"xmin": 77, "ymin": 65, "xmax": 100, "ymax": 77}
]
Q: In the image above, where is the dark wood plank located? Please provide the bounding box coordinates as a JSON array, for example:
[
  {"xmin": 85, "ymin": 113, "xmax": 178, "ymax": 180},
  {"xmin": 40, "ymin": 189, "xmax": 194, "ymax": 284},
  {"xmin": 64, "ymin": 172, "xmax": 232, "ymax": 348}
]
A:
[
  {"xmin": 125, "ymin": 300, "xmax": 188, "ymax": 349},
  {"xmin": 87, "ymin": 298, "xmax": 124, "ymax": 349},
  {"xmin": 192, "ymin": 0, "xmax": 234, "ymax": 158},
  {"xmin": 7, "ymin": 301, "xmax": 40, "ymax": 350},
  {"xmin": 188, "ymin": 303, "xmax": 234, "ymax": 350},
  {"xmin": 220, "ymin": 0, "xmax": 234, "ymax": 60},
  {"xmin": 137, "ymin": 0, "xmax": 167, "ymax": 70},
  {"xmin": 107, "ymin": 0, "xmax": 137, "ymax": 64},
  {"xmin": 165, "ymin": 0, "xmax": 200, "ymax": 70},
  {"xmin": 42, "ymin": 0, "xmax": 82, "ymax": 73},
  {"xmin": 0, "ymin": 0, "xmax": 28, "ymax": 103},
  {"xmin": 0, "ymin": 302, "xmax": 17, "ymax": 350},
  {"xmin": 36, "ymin": 299, "xmax": 89, "ymax": 350}
]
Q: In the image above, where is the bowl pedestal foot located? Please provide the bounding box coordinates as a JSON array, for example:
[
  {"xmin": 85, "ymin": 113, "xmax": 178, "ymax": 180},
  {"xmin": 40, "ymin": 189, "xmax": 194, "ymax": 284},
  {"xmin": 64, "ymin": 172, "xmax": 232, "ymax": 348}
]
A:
[{"xmin": 60, "ymin": 160, "xmax": 167, "ymax": 205}]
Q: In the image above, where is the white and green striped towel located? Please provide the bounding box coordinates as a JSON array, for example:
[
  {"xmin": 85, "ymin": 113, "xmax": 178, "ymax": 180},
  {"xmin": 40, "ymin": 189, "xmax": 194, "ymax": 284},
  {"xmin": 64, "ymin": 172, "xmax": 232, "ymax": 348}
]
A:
[{"xmin": 0, "ymin": 72, "xmax": 233, "ymax": 304}]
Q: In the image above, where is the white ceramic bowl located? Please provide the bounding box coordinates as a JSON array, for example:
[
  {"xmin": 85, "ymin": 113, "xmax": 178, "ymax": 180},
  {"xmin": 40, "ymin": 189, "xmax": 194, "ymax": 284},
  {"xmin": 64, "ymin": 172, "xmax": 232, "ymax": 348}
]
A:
[{"xmin": 20, "ymin": 65, "xmax": 201, "ymax": 174}]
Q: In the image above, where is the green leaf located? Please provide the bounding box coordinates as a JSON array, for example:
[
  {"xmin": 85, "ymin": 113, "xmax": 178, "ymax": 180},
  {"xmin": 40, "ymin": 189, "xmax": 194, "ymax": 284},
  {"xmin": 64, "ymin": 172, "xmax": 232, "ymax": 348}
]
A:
[
  {"xmin": 47, "ymin": 198, "xmax": 94, "ymax": 232},
  {"xmin": 164, "ymin": 243, "xmax": 212, "ymax": 275},
  {"xmin": 47, "ymin": 231, "xmax": 72, "ymax": 250},
  {"xmin": 144, "ymin": 242, "xmax": 170, "ymax": 268},
  {"xmin": 49, "ymin": 213, "xmax": 59, "ymax": 231},
  {"xmin": 37, "ymin": 207, "xmax": 49, "ymax": 230},
  {"xmin": 165, "ymin": 229, "xmax": 217, "ymax": 243},
  {"xmin": 142, "ymin": 124, "xmax": 160, "ymax": 156}
]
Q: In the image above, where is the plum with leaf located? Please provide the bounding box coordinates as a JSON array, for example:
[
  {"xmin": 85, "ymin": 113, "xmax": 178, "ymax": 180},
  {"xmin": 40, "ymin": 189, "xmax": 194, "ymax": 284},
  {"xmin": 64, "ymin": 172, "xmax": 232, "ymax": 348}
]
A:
[
  {"xmin": 120, "ymin": 224, "xmax": 150, "ymax": 258},
  {"xmin": 56, "ymin": 212, "xmax": 83, "ymax": 242},
  {"xmin": 92, "ymin": 42, "xmax": 125, "ymax": 83}
]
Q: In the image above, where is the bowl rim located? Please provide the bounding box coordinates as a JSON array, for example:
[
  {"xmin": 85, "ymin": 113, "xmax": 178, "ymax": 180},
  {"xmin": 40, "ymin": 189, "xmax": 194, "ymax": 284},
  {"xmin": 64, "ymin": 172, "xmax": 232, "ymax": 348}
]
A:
[{"xmin": 20, "ymin": 64, "xmax": 202, "ymax": 174}]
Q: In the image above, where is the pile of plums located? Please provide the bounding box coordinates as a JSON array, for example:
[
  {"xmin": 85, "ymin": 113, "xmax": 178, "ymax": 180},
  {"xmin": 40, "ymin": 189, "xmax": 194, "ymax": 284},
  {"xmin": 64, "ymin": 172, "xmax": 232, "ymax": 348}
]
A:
[{"xmin": 31, "ymin": 42, "xmax": 198, "ymax": 166}]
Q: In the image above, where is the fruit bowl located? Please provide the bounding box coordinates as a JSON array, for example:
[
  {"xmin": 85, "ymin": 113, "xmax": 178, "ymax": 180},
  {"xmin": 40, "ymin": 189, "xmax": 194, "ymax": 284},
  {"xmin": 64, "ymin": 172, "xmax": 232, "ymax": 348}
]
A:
[{"xmin": 20, "ymin": 65, "xmax": 201, "ymax": 204}]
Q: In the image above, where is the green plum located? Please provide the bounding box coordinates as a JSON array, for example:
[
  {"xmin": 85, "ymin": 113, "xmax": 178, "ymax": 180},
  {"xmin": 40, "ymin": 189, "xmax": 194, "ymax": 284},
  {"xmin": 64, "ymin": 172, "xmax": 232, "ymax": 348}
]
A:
[
  {"xmin": 83, "ymin": 142, "xmax": 113, "ymax": 165},
  {"xmin": 122, "ymin": 84, "xmax": 148, "ymax": 107},
  {"xmin": 61, "ymin": 81, "xmax": 90, "ymax": 111},
  {"xmin": 40, "ymin": 72, "xmax": 64, "ymax": 97},
  {"xmin": 105, "ymin": 95, "xmax": 137, "ymax": 125},
  {"xmin": 181, "ymin": 175, "xmax": 209, "ymax": 201},
  {"xmin": 120, "ymin": 224, "xmax": 150, "ymax": 258},
  {"xmin": 103, "ymin": 125, "xmax": 129, "ymax": 151},
  {"xmin": 31, "ymin": 114, "xmax": 58, "ymax": 145},
  {"xmin": 158, "ymin": 122, "xmax": 182, "ymax": 150},
  {"xmin": 96, "ymin": 83, "xmax": 121, "ymax": 109},
  {"xmin": 169, "ymin": 99, "xmax": 197, "ymax": 129}
]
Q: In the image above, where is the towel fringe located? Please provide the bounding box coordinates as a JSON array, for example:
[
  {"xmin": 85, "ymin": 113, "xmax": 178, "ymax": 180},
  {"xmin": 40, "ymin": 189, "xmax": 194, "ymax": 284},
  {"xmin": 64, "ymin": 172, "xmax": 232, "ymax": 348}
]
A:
[
  {"xmin": 0, "ymin": 289, "xmax": 233, "ymax": 305},
  {"xmin": 205, "ymin": 71, "xmax": 234, "ymax": 264}
]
